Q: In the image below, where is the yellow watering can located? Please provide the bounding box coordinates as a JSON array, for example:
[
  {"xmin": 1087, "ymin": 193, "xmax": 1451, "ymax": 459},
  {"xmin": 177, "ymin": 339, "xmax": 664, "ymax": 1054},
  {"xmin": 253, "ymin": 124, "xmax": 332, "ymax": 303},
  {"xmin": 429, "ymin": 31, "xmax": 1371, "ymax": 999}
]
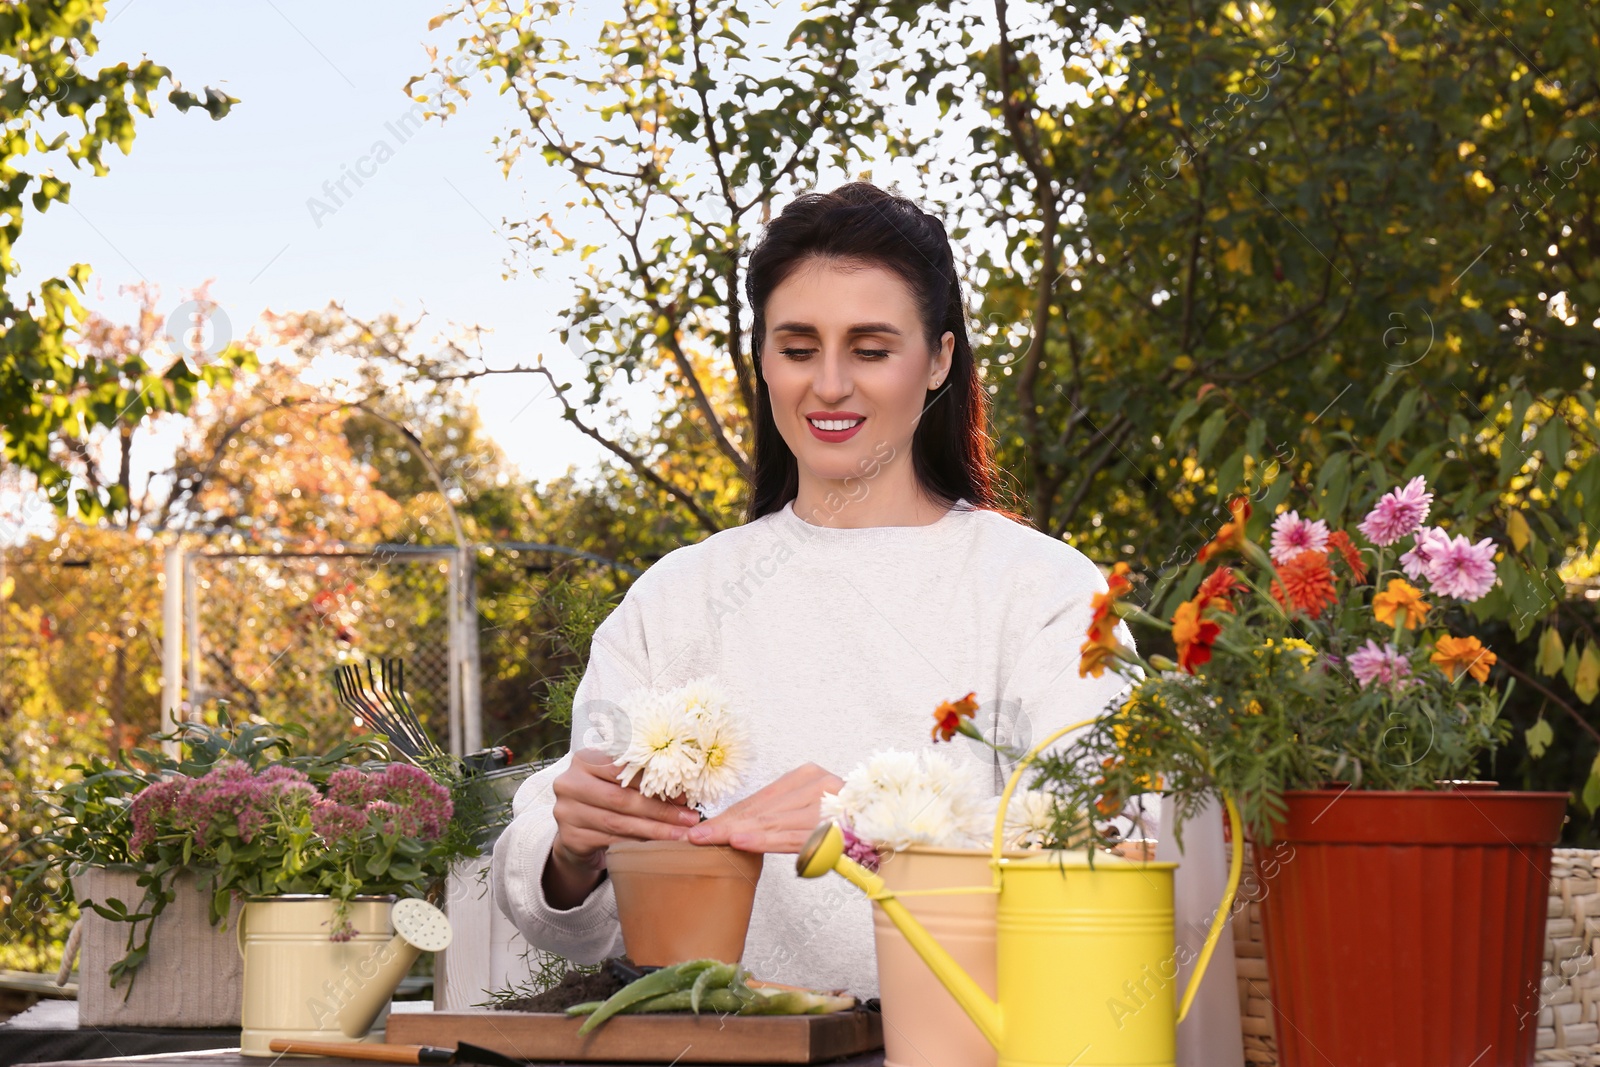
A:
[{"xmin": 797, "ymin": 718, "xmax": 1243, "ymax": 1067}]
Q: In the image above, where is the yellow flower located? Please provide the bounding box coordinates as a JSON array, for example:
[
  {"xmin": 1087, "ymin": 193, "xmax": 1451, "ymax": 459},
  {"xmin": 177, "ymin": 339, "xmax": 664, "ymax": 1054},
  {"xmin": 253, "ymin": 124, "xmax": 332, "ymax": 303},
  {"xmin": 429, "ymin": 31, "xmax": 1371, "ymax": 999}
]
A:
[
  {"xmin": 1431, "ymin": 634, "xmax": 1497, "ymax": 683},
  {"xmin": 1373, "ymin": 578, "xmax": 1430, "ymax": 630}
]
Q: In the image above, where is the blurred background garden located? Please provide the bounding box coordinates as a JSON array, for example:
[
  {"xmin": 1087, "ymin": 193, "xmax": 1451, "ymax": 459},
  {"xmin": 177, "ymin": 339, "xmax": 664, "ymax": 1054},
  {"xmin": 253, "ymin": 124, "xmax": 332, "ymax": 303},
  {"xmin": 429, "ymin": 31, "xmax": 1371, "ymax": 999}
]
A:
[{"xmin": 2, "ymin": 0, "xmax": 1597, "ymax": 981}]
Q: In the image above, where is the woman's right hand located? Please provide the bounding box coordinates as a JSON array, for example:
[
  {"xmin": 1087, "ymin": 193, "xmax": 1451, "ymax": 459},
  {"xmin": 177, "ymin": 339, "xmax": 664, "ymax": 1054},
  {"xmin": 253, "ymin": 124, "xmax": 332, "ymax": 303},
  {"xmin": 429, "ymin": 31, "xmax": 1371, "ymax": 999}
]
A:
[{"xmin": 542, "ymin": 747, "xmax": 703, "ymax": 909}]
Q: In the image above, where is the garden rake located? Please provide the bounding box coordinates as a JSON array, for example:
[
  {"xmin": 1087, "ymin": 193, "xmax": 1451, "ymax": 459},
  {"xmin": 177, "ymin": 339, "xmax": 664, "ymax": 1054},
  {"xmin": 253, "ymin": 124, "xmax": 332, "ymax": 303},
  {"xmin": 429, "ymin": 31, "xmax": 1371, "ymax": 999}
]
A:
[{"xmin": 333, "ymin": 657, "xmax": 445, "ymax": 764}]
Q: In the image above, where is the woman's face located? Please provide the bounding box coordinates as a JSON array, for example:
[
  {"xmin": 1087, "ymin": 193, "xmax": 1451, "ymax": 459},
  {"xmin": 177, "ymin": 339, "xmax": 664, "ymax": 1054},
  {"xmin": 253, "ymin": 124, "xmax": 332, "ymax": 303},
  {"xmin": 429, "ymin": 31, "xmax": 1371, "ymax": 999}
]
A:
[{"xmin": 760, "ymin": 257, "xmax": 954, "ymax": 488}]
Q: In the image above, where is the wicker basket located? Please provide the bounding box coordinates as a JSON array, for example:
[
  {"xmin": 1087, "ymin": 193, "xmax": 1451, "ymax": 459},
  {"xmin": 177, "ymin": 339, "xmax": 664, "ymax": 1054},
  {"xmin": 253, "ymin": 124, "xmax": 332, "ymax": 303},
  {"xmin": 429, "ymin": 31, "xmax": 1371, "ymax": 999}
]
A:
[
  {"xmin": 70, "ymin": 866, "xmax": 243, "ymax": 1027},
  {"xmin": 1234, "ymin": 847, "xmax": 1600, "ymax": 1066}
]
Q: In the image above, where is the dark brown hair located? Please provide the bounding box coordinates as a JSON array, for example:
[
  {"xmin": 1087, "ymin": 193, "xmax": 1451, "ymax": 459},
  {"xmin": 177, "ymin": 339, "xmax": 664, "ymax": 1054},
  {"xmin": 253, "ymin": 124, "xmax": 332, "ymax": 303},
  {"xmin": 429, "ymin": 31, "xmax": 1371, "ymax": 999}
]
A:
[{"xmin": 743, "ymin": 182, "xmax": 1001, "ymax": 521}]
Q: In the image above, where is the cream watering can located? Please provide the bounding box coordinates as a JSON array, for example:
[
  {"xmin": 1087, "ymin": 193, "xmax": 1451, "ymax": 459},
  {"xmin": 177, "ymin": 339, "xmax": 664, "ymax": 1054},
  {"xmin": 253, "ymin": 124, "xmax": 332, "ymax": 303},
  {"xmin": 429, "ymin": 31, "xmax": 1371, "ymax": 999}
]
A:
[
  {"xmin": 798, "ymin": 719, "xmax": 1243, "ymax": 1067},
  {"xmin": 238, "ymin": 896, "xmax": 453, "ymax": 1056}
]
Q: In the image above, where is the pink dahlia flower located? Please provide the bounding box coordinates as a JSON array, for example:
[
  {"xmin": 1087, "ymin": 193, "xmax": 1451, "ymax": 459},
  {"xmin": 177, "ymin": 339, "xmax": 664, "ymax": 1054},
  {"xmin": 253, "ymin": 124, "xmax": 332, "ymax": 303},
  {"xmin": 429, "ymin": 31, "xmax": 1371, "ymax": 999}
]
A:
[
  {"xmin": 1399, "ymin": 526, "xmax": 1449, "ymax": 581},
  {"xmin": 1346, "ymin": 640, "xmax": 1413, "ymax": 688},
  {"xmin": 1270, "ymin": 510, "xmax": 1330, "ymax": 564},
  {"xmin": 1422, "ymin": 533, "xmax": 1498, "ymax": 601},
  {"xmin": 1359, "ymin": 476, "xmax": 1434, "ymax": 546}
]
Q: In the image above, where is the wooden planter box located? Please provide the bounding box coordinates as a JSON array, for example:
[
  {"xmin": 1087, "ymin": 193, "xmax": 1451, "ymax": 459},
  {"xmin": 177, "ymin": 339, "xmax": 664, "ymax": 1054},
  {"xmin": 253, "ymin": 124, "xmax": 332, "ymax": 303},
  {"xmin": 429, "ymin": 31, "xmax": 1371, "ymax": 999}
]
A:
[{"xmin": 71, "ymin": 867, "xmax": 243, "ymax": 1027}]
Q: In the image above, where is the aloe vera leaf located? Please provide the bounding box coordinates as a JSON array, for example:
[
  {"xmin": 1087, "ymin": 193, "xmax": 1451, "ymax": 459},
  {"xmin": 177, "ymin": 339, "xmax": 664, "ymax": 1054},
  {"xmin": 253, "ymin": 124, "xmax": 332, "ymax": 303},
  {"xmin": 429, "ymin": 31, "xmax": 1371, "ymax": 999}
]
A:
[
  {"xmin": 574, "ymin": 959, "xmax": 721, "ymax": 1035},
  {"xmin": 620, "ymin": 988, "xmax": 746, "ymax": 1014},
  {"xmin": 564, "ymin": 1001, "xmax": 603, "ymax": 1016},
  {"xmin": 738, "ymin": 988, "xmax": 857, "ymax": 1015},
  {"xmin": 690, "ymin": 962, "xmax": 739, "ymax": 1012}
]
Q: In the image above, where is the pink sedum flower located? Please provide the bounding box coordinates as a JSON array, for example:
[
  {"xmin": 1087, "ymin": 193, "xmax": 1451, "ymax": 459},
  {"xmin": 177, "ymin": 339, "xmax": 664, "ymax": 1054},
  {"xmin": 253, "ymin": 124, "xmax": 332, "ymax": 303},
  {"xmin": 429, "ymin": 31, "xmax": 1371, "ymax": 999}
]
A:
[
  {"xmin": 1422, "ymin": 533, "xmax": 1499, "ymax": 601},
  {"xmin": 311, "ymin": 800, "xmax": 367, "ymax": 844},
  {"xmin": 1270, "ymin": 511, "xmax": 1330, "ymax": 564},
  {"xmin": 1359, "ymin": 476, "xmax": 1434, "ymax": 547},
  {"xmin": 1346, "ymin": 640, "xmax": 1413, "ymax": 689},
  {"xmin": 129, "ymin": 778, "xmax": 187, "ymax": 855},
  {"xmin": 840, "ymin": 826, "xmax": 882, "ymax": 872}
]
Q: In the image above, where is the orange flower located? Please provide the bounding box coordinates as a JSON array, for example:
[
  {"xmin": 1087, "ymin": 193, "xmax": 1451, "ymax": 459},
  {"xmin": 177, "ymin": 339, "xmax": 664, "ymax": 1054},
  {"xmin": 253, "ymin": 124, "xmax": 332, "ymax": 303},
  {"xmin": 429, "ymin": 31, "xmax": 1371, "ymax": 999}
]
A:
[
  {"xmin": 1195, "ymin": 566, "xmax": 1242, "ymax": 611},
  {"xmin": 1270, "ymin": 550, "xmax": 1339, "ymax": 619},
  {"xmin": 1325, "ymin": 530, "xmax": 1368, "ymax": 582},
  {"xmin": 1373, "ymin": 578, "xmax": 1430, "ymax": 630},
  {"xmin": 1079, "ymin": 626, "xmax": 1126, "ymax": 678},
  {"xmin": 1094, "ymin": 757, "xmax": 1125, "ymax": 817},
  {"xmin": 931, "ymin": 691, "xmax": 980, "ymax": 742},
  {"xmin": 1171, "ymin": 598, "xmax": 1222, "ymax": 673},
  {"xmin": 1198, "ymin": 497, "xmax": 1253, "ymax": 563},
  {"xmin": 1081, "ymin": 563, "xmax": 1134, "ymax": 678},
  {"xmin": 1431, "ymin": 634, "xmax": 1497, "ymax": 683}
]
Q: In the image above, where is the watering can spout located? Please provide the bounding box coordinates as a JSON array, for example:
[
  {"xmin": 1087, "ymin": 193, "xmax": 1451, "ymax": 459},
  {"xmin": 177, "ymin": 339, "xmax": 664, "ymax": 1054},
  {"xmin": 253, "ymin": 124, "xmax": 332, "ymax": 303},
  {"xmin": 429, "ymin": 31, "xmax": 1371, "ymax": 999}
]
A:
[
  {"xmin": 797, "ymin": 822, "xmax": 1003, "ymax": 1049},
  {"xmin": 337, "ymin": 898, "xmax": 454, "ymax": 1039}
]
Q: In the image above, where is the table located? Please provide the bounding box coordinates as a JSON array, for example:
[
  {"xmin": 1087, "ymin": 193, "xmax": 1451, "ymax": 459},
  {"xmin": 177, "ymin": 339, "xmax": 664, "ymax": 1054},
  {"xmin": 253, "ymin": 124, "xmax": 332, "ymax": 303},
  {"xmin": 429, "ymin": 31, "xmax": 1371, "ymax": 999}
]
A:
[
  {"xmin": 0, "ymin": 996, "xmax": 435, "ymax": 1067},
  {"xmin": 0, "ymin": 1002, "xmax": 237, "ymax": 1067},
  {"xmin": 17, "ymin": 1052, "xmax": 887, "ymax": 1067}
]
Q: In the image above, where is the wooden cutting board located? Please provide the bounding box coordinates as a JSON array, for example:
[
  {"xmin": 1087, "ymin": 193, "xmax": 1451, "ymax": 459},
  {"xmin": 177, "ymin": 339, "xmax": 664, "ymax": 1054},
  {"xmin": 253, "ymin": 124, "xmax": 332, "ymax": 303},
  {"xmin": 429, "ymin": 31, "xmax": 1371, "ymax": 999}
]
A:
[{"xmin": 387, "ymin": 1008, "xmax": 883, "ymax": 1065}]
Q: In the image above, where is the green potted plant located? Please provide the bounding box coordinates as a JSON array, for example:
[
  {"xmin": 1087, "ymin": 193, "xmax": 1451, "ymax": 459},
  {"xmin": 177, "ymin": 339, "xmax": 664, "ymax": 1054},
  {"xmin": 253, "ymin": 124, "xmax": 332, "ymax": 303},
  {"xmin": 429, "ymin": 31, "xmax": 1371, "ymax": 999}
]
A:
[
  {"xmin": 29, "ymin": 713, "xmax": 479, "ymax": 1028},
  {"xmin": 1033, "ymin": 476, "xmax": 1566, "ymax": 1067}
]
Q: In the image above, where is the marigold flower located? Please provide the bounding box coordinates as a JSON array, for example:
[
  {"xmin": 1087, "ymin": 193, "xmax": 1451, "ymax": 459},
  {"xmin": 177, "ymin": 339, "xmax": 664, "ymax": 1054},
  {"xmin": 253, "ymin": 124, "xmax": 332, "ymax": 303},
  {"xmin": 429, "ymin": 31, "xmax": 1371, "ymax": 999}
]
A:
[
  {"xmin": 1270, "ymin": 550, "xmax": 1338, "ymax": 619},
  {"xmin": 931, "ymin": 692, "xmax": 980, "ymax": 742},
  {"xmin": 1081, "ymin": 563, "xmax": 1134, "ymax": 678},
  {"xmin": 1094, "ymin": 757, "xmax": 1126, "ymax": 817},
  {"xmin": 1373, "ymin": 578, "xmax": 1430, "ymax": 630},
  {"xmin": 1195, "ymin": 566, "xmax": 1242, "ymax": 610},
  {"xmin": 1325, "ymin": 530, "xmax": 1368, "ymax": 583},
  {"xmin": 1171, "ymin": 598, "xmax": 1222, "ymax": 673},
  {"xmin": 1079, "ymin": 626, "xmax": 1126, "ymax": 678},
  {"xmin": 1198, "ymin": 497, "xmax": 1253, "ymax": 563},
  {"xmin": 1431, "ymin": 634, "xmax": 1497, "ymax": 683}
]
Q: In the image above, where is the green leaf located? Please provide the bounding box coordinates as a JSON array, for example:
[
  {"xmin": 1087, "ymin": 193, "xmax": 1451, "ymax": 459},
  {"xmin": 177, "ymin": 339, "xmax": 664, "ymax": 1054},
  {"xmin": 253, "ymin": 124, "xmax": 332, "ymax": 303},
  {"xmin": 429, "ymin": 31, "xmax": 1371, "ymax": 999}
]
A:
[
  {"xmin": 1214, "ymin": 446, "xmax": 1246, "ymax": 495},
  {"xmin": 1564, "ymin": 640, "xmax": 1582, "ymax": 690},
  {"xmin": 1196, "ymin": 408, "xmax": 1229, "ymax": 462},
  {"xmin": 1525, "ymin": 717, "xmax": 1553, "ymax": 759},
  {"xmin": 1375, "ymin": 387, "xmax": 1420, "ymax": 452},
  {"xmin": 1317, "ymin": 453, "xmax": 1351, "ymax": 522},
  {"xmin": 1576, "ymin": 643, "xmax": 1600, "ymax": 705},
  {"xmin": 1537, "ymin": 626, "xmax": 1566, "ymax": 676},
  {"xmin": 1583, "ymin": 755, "xmax": 1600, "ymax": 815}
]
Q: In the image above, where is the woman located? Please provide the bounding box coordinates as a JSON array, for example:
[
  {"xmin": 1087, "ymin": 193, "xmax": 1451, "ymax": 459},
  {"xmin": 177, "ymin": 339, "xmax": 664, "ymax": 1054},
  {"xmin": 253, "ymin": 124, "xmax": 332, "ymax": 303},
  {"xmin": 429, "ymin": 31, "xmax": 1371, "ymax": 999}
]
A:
[{"xmin": 493, "ymin": 181, "xmax": 1137, "ymax": 998}]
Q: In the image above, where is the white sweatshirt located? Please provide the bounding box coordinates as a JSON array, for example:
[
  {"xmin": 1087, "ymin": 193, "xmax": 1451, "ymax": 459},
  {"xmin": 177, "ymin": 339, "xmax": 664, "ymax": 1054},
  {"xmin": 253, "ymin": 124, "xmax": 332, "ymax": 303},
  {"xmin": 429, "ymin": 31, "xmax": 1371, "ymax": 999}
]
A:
[{"xmin": 492, "ymin": 498, "xmax": 1136, "ymax": 997}]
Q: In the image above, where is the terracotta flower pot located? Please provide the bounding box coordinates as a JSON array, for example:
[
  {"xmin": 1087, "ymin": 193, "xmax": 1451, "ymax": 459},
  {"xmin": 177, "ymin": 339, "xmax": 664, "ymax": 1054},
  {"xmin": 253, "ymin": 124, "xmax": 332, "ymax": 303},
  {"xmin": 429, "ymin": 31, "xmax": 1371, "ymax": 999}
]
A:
[
  {"xmin": 605, "ymin": 840, "xmax": 764, "ymax": 965},
  {"xmin": 1255, "ymin": 786, "xmax": 1567, "ymax": 1067},
  {"xmin": 873, "ymin": 847, "xmax": 999, "ymax": 1067}
]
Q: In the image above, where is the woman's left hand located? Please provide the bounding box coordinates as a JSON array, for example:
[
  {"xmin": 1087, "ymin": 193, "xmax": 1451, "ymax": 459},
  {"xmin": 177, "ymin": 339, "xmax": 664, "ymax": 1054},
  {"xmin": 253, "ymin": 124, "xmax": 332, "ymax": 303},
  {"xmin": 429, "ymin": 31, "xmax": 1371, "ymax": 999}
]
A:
[{"xmin": 686, "ymin": 763, "xmax": 843, "ymax": 854}]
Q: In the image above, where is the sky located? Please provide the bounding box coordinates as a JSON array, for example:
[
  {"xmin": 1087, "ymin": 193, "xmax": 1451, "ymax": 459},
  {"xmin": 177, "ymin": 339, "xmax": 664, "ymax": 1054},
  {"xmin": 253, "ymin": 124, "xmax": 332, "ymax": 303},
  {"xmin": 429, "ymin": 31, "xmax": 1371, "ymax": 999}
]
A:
[
  {"xmin": 19, "ymin": 0, "xmax": 634, "ymax": 501},
  {"xmin": 12, "ymin": 0, "xmax": 1063, "ymax": 538}
]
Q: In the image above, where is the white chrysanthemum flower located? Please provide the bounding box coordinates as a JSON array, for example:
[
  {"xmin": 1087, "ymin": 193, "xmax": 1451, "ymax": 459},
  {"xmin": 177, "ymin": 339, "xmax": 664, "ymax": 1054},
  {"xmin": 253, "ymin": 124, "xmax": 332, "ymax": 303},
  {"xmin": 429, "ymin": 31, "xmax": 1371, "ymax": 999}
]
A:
[
  {"xmin": 678, "ymin": 676, "xmax": 732, "ymax": 723},
  {"xmin": 691, "ymin": 708, "xmax": 750, "ymax": 807},
  {"xmin": 608, "ymin": 679, "xmax": 748, "ymax": 807},
  {"xmin": 1001, "ymin": 789, "xmax": 1059, "ymax": 851},
  {"xmin": 823, "ymin": 749, "xmax": 991, "ymax": 852}
]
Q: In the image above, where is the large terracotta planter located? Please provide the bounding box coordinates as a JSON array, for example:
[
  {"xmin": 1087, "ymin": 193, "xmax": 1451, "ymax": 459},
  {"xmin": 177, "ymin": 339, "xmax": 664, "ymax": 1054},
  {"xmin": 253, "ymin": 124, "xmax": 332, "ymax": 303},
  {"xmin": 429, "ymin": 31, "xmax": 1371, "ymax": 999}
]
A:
[
  {"xmin": 1256, "ymin": 787, "xmax": 1567, "ymax": 1067},
  {"xmin": 605, "ymin": 840, "xmax": 763, "ymax": 965},
  {"xmin": 873, "ymin": 847, "xmax": 999, "ymax": 1067},
  {"xmin": 70, "ymin": 866, "xmax": 243, "ymax": 1027}
]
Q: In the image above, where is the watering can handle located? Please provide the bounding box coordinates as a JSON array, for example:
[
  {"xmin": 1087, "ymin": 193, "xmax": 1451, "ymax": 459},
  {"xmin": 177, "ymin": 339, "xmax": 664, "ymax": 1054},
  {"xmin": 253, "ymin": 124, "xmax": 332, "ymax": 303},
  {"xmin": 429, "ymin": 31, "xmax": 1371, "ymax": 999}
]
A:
[{"xmin": 990, "ymin": 718, "xmax": 1244, "ymax": 1026}]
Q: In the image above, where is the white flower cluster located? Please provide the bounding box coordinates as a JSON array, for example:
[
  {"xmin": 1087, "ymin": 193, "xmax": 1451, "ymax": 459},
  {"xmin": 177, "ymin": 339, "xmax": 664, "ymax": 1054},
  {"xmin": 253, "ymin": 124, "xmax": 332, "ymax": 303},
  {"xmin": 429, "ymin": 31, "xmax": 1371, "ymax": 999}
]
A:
[
  {"xmin": 607, "ymin": 677, "xmax": 749, "ymax": 808},
  {"xmin": 994, "ymin": 788, "xmax": 1060, "ymax": 851},
  {"xmin": 821, "ymin": 750, "xmax": 995, "ymax": 852}
]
